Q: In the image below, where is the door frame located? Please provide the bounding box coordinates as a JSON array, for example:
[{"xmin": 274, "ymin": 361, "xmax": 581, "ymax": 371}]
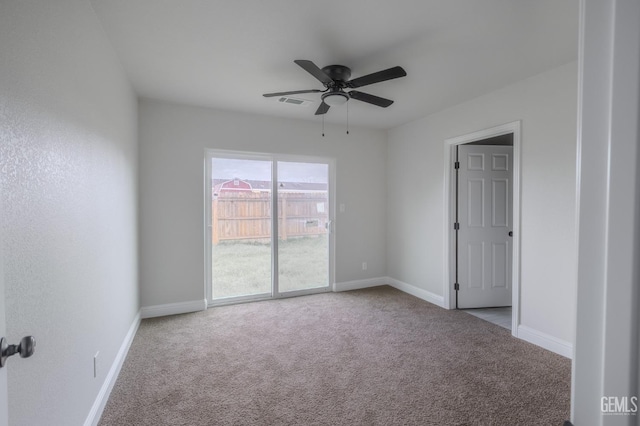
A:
[
  {"xmin": 443, "ymin": 121, "xmax": 521, "ymax": 336},
  {"xmin": 204, "ymin": 149, "xmax": 336, "ymax": 307},
  {"xmin": 0, "ymin": 183, "xmax": 7, "ymax": 426}
]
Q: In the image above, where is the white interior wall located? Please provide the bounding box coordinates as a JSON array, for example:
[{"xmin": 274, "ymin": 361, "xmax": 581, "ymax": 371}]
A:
[
  {"xmin": 0, "ymin": 1, "xmax": 139, "ymax": 425},
  {"xmin": 387, "ymin": 62, "xmax": 578, "ymax": 350},
  {"xmin": 138, "ymin": 99, "xmax": 387, "ymax": 308}
]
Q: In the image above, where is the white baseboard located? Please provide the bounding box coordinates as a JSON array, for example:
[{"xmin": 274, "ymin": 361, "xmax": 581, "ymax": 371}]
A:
[
  {"xmin": 333, "ymin": 277, "xmax": 389, "ymax": 292},
  {"xmin": 387, "ymin": 277, "xmax": 446, "ymax": 308},
  {"xmin": 141, "ymin": 299, "xmax": 207, "ymax": 319},
  {"xmin": 84, "ymin": 310, "xmax": 141, "ymax": 426},
  {"xmin": 517, "ymin": 325, "xmax": 573, "ymax": 359}
]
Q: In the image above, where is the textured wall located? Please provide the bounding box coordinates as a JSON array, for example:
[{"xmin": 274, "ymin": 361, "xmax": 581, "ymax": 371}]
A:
[
  {"xmin": 138, "ymin": 99, "xmax": 387, "ymax": 308},
  {"xmin": 387, "ymin": 62, "xmax": 578, "ymax": 346},
  {"xmin": 0, "ymin": 1, "xmax": 138, "ymax": 425}
]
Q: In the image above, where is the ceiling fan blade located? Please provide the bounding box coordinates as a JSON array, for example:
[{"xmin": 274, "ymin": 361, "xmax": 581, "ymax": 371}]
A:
[
  {"xmin": 294, "ymin": 60, "xmax": 333, "ymax": 85},
  {"xmin": 263, "ymin": 89, "xmax": 323, "ymax": 98},
  {"xmin": 347, "ymin": 66, "xmax": 407, "ymax": 89},
  {"xmin": 315, "ymin": 102, "xmax": 330, "ymax": 115},
  {"xmin": 349, "ymin": 91, "xmax": 394, "ymax": 107}
]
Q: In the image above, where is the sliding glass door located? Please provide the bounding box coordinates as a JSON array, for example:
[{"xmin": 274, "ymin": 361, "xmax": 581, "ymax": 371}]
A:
[
  {"xmin": 277, "ymin": 161, "xmax": 329, "ymax": 293},
  {"xmin": 209, "ymin": 157, "xmax": 273, "ymax": 301},
  {"xmin": 206, "ymin": 152, "xmax": 333, "ymax": 305}
]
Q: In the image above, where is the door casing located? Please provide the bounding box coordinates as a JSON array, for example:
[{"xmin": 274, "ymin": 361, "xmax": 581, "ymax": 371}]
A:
[
  {"xmin": 204, "ymin": 149, "xmax": 336, "ymax": 307},
  {"xmin": 0, "ymin": 189, "xmax": 7, "ymax": 426},
  {"xmin": 444, "ymin": 121, "xmax": 521, "ymax": 336}
]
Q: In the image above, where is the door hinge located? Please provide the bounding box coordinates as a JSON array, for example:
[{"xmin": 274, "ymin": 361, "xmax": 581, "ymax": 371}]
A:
[
  {"xmin": 454, "ymin": 222, "xmax": 460, "ymax": 230},
  {"xmin": 454, "ymin": 161, "xmax": 460, "ymax": 169},
  {"xmin": 454, "ymin": 283, "xmax": 460, "ymax": 291}
]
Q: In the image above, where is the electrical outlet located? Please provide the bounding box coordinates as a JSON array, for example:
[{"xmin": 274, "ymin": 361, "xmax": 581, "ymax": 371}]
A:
[
  {"xmin": 94, "ymin": 352, "xmax": 99, "ymax": 378},
  {"xmin": 362, "ymin": 262, "xmax": 367, "ymax": 271}
]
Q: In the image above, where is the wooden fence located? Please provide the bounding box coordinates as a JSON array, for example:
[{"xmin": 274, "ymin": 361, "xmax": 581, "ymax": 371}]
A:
[{"xmin": 212, "ymin": 192, "xmax": 328, "ymax": 244}]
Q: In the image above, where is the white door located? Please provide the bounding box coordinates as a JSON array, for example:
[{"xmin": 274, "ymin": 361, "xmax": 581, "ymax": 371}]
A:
[{"xmin": 457, "ymin": 145, "xmax": 513, "ymax": 308}]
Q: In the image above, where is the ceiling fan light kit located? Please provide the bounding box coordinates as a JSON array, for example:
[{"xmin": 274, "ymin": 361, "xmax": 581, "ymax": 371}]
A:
[
  {"xmin": 322, "ymin": 91, "xmax": 349, "ymax": 106},
  {"xmin": 263, "ymin": 60, "xmax": 407, "ymax": 116}
]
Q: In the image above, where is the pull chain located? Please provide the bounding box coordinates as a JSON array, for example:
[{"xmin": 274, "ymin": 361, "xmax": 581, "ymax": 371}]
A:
[
  {"xmin": 346, "ymin": 101, "xmax": 350, "ymax": 135},
  {"xmin": 322, "ymin": 114, "xmax": 325, "ymax": 137}
]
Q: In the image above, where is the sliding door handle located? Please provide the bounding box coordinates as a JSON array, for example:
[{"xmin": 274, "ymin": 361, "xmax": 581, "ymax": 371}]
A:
[{"xmin": 325, "ymin": 220, "xmax": 333, "ymax": 234}]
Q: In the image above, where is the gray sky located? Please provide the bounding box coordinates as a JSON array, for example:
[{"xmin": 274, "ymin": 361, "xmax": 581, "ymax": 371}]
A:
[{"xmin": 211, "ymin": 158, "xmax": 328, "ymax": 183}]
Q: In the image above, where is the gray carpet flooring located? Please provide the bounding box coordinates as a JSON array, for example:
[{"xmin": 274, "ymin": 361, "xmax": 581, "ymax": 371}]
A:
[{"xmin": 99, "ymin": 286, "xmax": 571, "ymax": 425}]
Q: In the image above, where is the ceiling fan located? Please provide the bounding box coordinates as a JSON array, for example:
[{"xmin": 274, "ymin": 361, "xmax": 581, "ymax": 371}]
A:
[{"xmin": 263, "ymin": 60, "xmax": 407, "ymax": 115}]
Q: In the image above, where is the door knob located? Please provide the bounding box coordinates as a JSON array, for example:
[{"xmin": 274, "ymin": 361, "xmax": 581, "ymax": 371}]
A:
[
  {"xmin": 0, "ymin": 336, "xmax": 36, "ymax": 368},
  {"xmin": 508, "ymin": 231, "xmax": 513, "ymax": 237}
]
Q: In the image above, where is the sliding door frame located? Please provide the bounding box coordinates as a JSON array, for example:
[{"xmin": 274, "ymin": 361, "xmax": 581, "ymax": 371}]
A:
[{"xmin": 204, "ymin": 149, "xmax": 336, "ymax": 307}]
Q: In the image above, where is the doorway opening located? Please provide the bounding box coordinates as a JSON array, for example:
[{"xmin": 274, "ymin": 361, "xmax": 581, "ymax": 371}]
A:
[
  {"xmin": 444, "ymin": 122, "xmax": 521, "ymax": 336},
  {"xmin": 205, "ymin": 150, "xmax": 335, "ymax": 306}
]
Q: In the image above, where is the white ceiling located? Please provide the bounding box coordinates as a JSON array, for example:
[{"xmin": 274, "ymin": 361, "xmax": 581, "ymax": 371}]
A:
[{"xmin": 90, "ymin": 0, "xmax": 579, "ymax": 130}]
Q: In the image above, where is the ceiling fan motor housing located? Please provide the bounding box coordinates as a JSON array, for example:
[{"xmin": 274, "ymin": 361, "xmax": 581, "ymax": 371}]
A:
[{"xmin": 322, "ymin": 65, "xmax": 351, "ymax": 84}]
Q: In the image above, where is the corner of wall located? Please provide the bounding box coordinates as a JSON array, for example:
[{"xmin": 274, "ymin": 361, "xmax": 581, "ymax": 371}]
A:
[
  {"xmin": 84, "ymin": 311, "xmax": 141, "ymax": 426},
  {"xmin": 387, "ymin": 277, "xmax": 446, "ymax": 308},
  {"xmin": 141, "ymin": 299, "xmax": 208, "ymax": 319}
]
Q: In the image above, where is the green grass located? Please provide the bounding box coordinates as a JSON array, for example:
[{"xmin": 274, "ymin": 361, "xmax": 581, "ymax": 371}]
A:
[{"xmin": 212, "ymin": 235, "xmax": 328, "ymax": 299}]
